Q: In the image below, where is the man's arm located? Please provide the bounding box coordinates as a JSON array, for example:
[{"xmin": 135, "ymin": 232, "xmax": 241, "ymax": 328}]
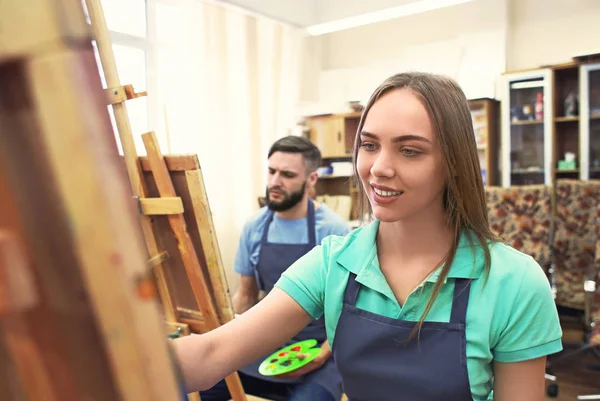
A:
[
  {"xmin": 231, "ymin": 219, "xmax": 260, "ymax": 314},
  {"xmin": 232, "ymin": 275, "xmax": 259, "ymax": 314}
]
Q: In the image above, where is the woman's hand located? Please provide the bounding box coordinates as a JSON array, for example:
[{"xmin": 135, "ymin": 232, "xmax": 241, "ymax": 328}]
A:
[
  {"xmin": 172, "ymin": 288, "xmax": 313, "ymax": 392},
  {"xmin": 274, "ymin": 340, "xmax": 332, "ymax": 380}
]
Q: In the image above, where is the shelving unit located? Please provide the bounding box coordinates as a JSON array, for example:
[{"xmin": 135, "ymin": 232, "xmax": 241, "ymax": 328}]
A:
[
  {"xmin": 469, "ymin": 98, "xmax": 500, "ymax": 186},
  {"xmin": 501, "ymin": 68, "xmax": 554, "ymax": 187},
  {"xmin": 552, "ymin": 63, "xmax": 581, "ymax": 180},
  {"xmin": 580, "ymin": 62, "xmax": 600, "ymax": 180},
  {"xmin": 304, "ymin": 112, "xmax": 362, "ymax": 223}
]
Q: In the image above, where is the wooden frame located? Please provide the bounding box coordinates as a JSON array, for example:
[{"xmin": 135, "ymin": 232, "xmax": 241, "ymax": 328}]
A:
[
  {"xmin": 0, "ymin": 1, "xmax": 181, "ymax": 399},
  {"xmin": 140, "ymin": 155, "xmax": 235, "ymax": 326},
  {"xmin": 83, "ymin": 0, "xmax": 246, "ymax": 399},
  {"xmin": 0, "ymin": 0, "xmax": 247, "ymax": 400}
]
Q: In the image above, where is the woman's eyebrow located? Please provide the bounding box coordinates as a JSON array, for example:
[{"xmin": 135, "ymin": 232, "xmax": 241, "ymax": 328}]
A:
[{"xmin": 360, "ymin": 131, "xmax": 431, "ymax": 144}]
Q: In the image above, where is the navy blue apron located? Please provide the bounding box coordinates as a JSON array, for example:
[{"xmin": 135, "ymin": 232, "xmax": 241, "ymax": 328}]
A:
[
  {"xmin": 239, "ymin": 199, "xmax": 343, "ymax": 399},
  {"xmin": 333, "ymin": 273, "xmax": 473, "ymax": 401}
]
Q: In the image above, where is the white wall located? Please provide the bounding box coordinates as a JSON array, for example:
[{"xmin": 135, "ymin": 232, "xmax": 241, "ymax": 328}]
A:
[
  {"xmin": 508, "ymin": 0, "xmax": 600, "ymax": 70},
  {"xmin": 219, "ymin": 0, "xmax": 318, "ymax": 26},
  {"xmin": 314, "ymin": 0, "xmax": 418, "ymax": 24},
  {"xmin": 298, "ymin": 0, "xmax": 509, "ymax": 116},
  {"xmin": 297, "ymin": 0, "xmax": 600, "ymax": 116}
]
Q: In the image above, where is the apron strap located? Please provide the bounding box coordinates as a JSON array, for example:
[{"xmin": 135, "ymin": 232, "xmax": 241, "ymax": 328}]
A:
[
  {"xmin": 345, "ymin": 274, "xmax": 471, "ymax": 324},
  {"xmin": 307, "ymin": 198, "xmax": 316, "ymax": 248},
  {"xmin": 343, "ymin": 273, "xmax": 360, "ymax": 305},
  {"xmin": 260, "ymin": 210, "xmax": 275, "ymax": 245},
  {"xmin": 449, "ymin": 278, "xmax": 471, "ymax": 325}
]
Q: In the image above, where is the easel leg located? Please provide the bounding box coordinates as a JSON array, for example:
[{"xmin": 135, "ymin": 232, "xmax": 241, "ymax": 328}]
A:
[
  {"xmin": 188, "ymin": 392, "xmax": 202, "ymax": 401},
  {"xmin": 225, "ymin": 373, "xmax": 247, "ymax": 401}
]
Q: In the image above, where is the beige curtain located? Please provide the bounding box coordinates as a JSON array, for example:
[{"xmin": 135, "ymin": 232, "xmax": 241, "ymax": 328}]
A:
[{"xmin": 154, "ymin": 0, "xmax": 304, "ymax": 291}]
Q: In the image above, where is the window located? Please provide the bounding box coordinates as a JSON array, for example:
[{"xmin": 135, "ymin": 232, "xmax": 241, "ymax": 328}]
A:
[
  {"xmin": 82, "ymin": 0, "xmax": 147, "ymax": 38},
  {"xmin": 85, "ymin": 0, "xmax": 152, "ymax": 154}
]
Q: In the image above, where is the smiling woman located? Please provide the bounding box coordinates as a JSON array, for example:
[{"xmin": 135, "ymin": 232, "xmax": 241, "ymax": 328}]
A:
[{"xmin": 172, "ymin": 72, "xmax": 563, "ymax": 401}]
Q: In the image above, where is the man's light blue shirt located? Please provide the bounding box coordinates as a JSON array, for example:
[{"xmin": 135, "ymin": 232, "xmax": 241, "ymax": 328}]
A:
[{"xmin": 233, "ymin": 204, "xmax": 351, "ymax": 278}]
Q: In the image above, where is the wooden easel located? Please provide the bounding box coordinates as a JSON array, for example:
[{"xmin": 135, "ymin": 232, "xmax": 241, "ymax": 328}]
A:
[
  {"xmin": 0, "ymin": 0, "xmax": 183, "ymax": 400},
  {"xmin": 0, "ymin": 0, "xmax": 247, "ymax": 400},
  {"xmin": 84, "ymin": 0, "xmax": 247, "ymax": 400}
]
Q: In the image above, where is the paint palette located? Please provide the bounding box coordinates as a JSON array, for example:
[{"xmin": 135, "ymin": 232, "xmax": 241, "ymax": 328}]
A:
[{"xmin": 258, "ymin": 339, "xmax": 322, "ymax": 376}]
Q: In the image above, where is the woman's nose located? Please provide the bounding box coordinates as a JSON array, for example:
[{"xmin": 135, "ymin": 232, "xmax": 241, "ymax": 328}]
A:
[{"xmin": 370, "ymin": 151, "xmax": 395, "ymax": 178}]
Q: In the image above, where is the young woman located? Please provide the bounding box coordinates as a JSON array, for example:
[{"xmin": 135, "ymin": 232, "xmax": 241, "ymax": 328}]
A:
[{"xmin": 173, "ymin": 72, "xmax": 563, "ymax": 401}]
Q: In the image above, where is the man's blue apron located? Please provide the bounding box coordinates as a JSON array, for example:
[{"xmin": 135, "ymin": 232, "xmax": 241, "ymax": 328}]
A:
[{"xmin": 238, "ymin": 199, "xmax": 343, "ymax": 399}]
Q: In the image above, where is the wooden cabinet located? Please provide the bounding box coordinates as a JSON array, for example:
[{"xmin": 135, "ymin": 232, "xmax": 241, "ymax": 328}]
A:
[
  {"xmin": 306, "ymin": 112, "xmax": 361, "ymax": 159},
  {"xmin": 308, "ymin": 115, "xmax": 346, "ymax": 158},
  {"xmin": 469, "ymin": 98, "xmax": 500, "ymax": 186}
]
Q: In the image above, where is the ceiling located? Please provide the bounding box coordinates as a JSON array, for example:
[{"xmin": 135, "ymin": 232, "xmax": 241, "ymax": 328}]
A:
[{"xmin": 220, "ymin": 0, "xmax": 419, "ymax": 27}]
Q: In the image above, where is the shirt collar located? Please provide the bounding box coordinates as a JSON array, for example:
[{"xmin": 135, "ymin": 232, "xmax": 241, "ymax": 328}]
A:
[{"xmin": 336, "ymin": 220, "xmax": 486, "ymax": 291}]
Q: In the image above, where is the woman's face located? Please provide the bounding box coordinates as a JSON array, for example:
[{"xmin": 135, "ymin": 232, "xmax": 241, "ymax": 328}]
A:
[{"xmin": 357, "ymin": 88, "xmax": 447, "ymax": 223}]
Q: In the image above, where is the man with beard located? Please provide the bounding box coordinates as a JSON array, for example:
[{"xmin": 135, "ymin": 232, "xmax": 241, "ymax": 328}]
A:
[{"xmin": 199, "ymin": 136, "xmax": 349, "ymax": 401}]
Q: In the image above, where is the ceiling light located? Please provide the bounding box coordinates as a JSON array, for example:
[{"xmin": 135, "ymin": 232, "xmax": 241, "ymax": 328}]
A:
[{"xmin": 306, "ymin": 0, "xmax": 475, "ymax": 36}]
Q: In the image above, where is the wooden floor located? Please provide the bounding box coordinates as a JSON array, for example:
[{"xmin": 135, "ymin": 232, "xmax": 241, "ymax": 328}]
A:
[{"xmin": 545, "ymin": 346, "xmax": 600, "ymax": 400}]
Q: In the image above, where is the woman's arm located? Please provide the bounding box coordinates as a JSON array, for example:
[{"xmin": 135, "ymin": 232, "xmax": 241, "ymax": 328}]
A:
[
  {"xmin": 493, "ymin": 357, "xmax": 547, "ymax": 401},
  {"xmin": 171, "ymin": 287, "xmax": 313, "ymax": 392}
]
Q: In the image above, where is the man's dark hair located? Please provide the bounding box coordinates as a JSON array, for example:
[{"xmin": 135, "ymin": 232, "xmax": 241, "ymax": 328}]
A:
[{"xmin": 267, "ymin": 135, "xmax": 322, "ymax": 173}]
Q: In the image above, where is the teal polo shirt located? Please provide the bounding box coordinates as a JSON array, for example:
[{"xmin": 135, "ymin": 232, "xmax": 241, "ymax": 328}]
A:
[{"xmin": 275, "ymin": 220, "xmax": 563, "ymax": 400}]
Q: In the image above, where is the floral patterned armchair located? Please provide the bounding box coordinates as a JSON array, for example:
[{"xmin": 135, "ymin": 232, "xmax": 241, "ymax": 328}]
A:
[
  {"xmin": 485, "ymin": 184, "xmax": 552, "ymax": 271},
  {"xmin": 486, "ymin": 181, "xmax": 600, "ymax": 399},
  {"xmin": 552, "ymin": 179, "xmax": 600, "ymax": 311}
]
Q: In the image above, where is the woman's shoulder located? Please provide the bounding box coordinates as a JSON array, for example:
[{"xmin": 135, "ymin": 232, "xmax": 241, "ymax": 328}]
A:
[{"xmin": 486, "ymin": 240, "xmax": 550, "ymax": 292}]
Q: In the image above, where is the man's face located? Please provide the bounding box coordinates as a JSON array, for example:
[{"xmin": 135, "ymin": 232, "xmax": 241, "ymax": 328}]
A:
[{"xmin": 265, "ymin": 152, "xmax": 308, "ymax": 212}]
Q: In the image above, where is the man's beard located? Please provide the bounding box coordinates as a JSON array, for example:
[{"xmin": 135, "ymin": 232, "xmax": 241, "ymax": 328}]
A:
[{"xmin": 266, "ymin": 182, "xmax": 306, "ymax": 212}]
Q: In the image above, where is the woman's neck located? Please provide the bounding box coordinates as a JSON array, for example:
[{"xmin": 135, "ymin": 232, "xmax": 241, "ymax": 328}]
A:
[{"xmin": 377, "ymin": 210, "xmax": 455, "ymax": 266}]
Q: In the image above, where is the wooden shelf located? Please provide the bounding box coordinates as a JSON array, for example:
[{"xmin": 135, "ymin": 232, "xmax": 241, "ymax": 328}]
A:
[
  {"xmin": 554, "ymin": 169, "xmax": 580, "ymax": 173},
  {"xmin": 554, "ymin": 116, "xmax": 579, "ymax": 122},
  {"xmin": 511, "ymin": 119, "xmax": 543, "ymax": 126}
]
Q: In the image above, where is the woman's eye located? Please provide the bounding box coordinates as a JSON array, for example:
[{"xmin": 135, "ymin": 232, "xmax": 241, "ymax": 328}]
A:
[
  {"xmin": 360, "ymin": 142, "xmax": 377, "ymax": 151},
  {"xmin": 401, "ymin": 148, "xmax": 420, "ymax": 157}
]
